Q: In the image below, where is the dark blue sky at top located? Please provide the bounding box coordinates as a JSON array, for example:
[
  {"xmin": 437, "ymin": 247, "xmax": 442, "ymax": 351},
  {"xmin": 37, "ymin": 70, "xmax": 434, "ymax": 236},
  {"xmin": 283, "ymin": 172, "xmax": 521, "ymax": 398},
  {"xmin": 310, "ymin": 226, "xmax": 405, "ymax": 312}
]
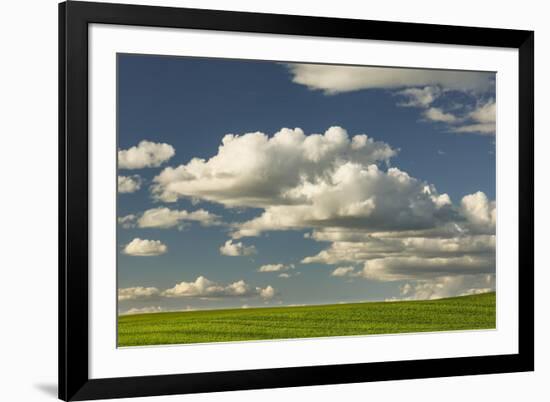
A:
[{"xmin": 117, "ymin": 53, "xmax": 495, "ymax": 310}]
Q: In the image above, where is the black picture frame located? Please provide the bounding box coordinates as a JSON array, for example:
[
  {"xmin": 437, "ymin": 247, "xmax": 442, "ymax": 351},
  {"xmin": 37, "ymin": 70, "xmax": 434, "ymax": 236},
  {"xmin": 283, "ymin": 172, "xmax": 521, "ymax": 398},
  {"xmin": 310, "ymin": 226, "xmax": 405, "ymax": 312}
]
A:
[{"xmin": 59, "ymin": 1, "xmax": 534, "ymax": 400}]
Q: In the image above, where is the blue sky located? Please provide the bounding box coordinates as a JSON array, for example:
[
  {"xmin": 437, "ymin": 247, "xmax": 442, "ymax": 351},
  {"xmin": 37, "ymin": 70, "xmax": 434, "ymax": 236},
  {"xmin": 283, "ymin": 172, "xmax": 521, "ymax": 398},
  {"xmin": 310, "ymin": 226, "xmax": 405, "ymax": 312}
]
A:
[{"xmin": 117, "ymin": 54, "xmax": 496, "ymax": 314}]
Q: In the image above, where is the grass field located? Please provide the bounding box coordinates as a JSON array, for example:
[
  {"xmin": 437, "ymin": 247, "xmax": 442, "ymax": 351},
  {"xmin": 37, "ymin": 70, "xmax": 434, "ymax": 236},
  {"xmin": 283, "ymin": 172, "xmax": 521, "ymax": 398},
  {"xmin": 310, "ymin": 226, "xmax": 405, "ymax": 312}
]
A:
[{"xmin": 118, "ymin": 292, "xmax": 496, "ymax": 347}]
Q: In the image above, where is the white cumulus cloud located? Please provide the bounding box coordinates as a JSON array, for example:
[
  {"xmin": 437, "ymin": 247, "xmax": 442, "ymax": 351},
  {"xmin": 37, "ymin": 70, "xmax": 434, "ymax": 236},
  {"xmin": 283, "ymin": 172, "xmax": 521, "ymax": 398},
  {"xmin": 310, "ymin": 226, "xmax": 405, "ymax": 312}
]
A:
[
  {"xmin": 219, "ymin": 240, "xmax": 257, "ymax": 256},
  {"xmin": 123, "ymin": 238, "xmax": 167, "ymax": 256},
  {"xmin": 152, "ymin": 127, "xmax": 396, "ymax": 206},
  {"xmin": 161, "ymin": 276, "xmax": 275, "ymax": 299},
  {"xmin": 260, "ymin": 286, "xmax": 276, "ymax": 299},
  {"xmin": 118, "ymin": 175, "xmax": 142, "ymax": 193},
  {"xmin": 118, "ymin": 286, "xmax": 160, "ymax": 301},
  {"xmin": 137, "ymin": 207, "xmax": 222, "ymax": 229},
  {"xmin": 423, "ymin": 107, "xmax": 458, "ymax": 123},
  {"xmin": 119, "ymin": 140, "xmax": 175, "ymax": 169},
  {"xmin": 258, "ymin": 263, "xmax": 289, "ymax": 273},
  {"xmin": 144, "ymin": 125, "xmax": 495, "ymax": 300},
  {"xmin": 461, "ymin": 191, "xmax": 496, "ymax": 229},
  {"xmin": 331, "ymin": 266, "xmax": 357, "ymax": 277},
  {"xmin": 232, "ymin": 163, "xmax": 455, "ymax": 238}
]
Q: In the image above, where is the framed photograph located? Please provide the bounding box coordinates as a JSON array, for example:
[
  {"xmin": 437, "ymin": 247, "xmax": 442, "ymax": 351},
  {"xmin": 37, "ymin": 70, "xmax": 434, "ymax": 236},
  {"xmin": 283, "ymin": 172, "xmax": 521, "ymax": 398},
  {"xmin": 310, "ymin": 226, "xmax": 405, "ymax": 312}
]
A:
[{"xmin": 59, "ymin": 1, "xmax": 534, "ymax": 400}]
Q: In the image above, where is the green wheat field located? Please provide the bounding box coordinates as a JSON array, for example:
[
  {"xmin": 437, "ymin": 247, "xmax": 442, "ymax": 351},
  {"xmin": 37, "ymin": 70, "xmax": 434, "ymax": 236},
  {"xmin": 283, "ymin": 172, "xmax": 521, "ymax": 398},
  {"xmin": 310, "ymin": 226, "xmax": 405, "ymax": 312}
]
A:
[{"xmin": 118, "ymin": 291, "xmax": 496, "ymax": 347}]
